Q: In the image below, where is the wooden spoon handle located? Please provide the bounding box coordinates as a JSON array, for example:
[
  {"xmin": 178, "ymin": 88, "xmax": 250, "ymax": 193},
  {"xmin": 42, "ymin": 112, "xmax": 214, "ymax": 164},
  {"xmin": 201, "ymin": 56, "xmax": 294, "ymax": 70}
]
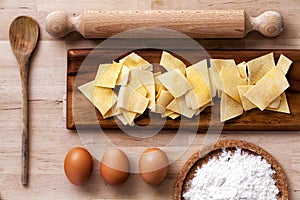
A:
[
  {"xmin": 20, "ymin": 61, "xmax": 29, "ymax": 186},
  {"xmin": 45, "ymin": 10, "xmax": 284, "ymax": 38}
]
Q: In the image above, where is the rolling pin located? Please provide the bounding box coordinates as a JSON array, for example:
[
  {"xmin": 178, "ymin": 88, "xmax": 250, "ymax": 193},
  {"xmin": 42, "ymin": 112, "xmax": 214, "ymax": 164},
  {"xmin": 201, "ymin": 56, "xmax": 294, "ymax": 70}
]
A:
[{"xmin": 45, "ymin": 10, "xmax": 283, "ymax": 38}]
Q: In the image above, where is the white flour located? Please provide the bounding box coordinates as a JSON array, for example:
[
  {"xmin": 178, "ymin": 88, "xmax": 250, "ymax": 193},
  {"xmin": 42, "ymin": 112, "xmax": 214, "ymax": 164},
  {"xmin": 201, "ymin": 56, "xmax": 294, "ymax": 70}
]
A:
[{"xmin": 183, "ymin": 148, "xmax": 279, "ymax": 200}]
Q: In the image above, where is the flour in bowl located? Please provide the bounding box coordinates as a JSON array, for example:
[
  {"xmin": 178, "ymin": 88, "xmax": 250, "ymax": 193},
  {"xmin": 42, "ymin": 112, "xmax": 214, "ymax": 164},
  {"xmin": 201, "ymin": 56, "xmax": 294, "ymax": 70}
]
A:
[{"xmin": 183, "ymin": 148, "xmax": 279, "ymax": 200}]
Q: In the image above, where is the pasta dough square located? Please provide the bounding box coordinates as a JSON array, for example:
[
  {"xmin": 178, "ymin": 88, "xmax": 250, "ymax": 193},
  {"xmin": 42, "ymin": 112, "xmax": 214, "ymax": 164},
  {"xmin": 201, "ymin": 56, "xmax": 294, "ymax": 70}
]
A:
[
  {"xmin": 266, "ymin": 92, "xmax": 290, "ymax": 114},
  {"xmin": 209, "ymin": 59, "xmax": 236, "ymax": 90},
  {"xmin": 186, "ymin": 60, "xmax": 212, "ymax": 109},
  {"xmin": 78, "ymin": 80, "xmax": 95, "ymax": 103},
  {"xmin": 244, "ymin": 66, "xmax": 289, "ymax": 111},
  {"xmin": 94, "ymin": 86, "xmax": 117, "ymax": 116},
  {"xmin": 116, "ymin": 65, "xmax": 130, "ymax": 86},
  {"xmin": 130, "ymin": 69, "xmax": 155, "ymax": 109},
  {"xmin": 276, "ymin": 54, "xmax": 292, "ymax": 75},
  {"xmin": 237, "ymin": 61, "xmax": 247, "ymax": 79},
  {"xmin": 166, "ymin": 96, "xmax": 197, "ymax": 118},
  {"xmin": 220, "ymin": 92, "xmax": 243, "ymax": 122},
  {"xmin": 157, "ymin": 69, "xmax": 192, "ymax": 98},
  {"xmin": 160, "ymin": 51, "xmax": 186, "ymax": 75},
  {"xmin": 220, "ymin": 64, "xmax": 247, "ymax": 103},
  {"xmin": 116, "ymin": 86, "xmax": 149, "ymax": 114},
  {"xmin": 237, "ymin": 85, "xmax": 256, "ymax": 111},
  {"xmin": 247, "ymin": 53, "xmax": 275, "ymax": 85},
  {"xmin": 119, "ymin": 52, "xmax": 152, "ymax": 70},
  {"xmin": 94, "ymin": 62, "xmax": 122, "ymax": 88}
]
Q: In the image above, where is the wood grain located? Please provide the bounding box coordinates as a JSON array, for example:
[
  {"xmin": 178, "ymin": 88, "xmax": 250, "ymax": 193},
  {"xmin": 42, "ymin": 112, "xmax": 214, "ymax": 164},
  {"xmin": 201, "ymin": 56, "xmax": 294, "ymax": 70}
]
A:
[
  {"xmin": 46, "ymin": 10, "xmax": 284, "ymax": 38},
  {"xmin": 1, "ymin": 0, "xmax": 300, "ymax": 199},
  {"xmin": 9, "ymin": 16, "xmax": 39, "ymax": 186},
  {"xmin": 67, "ymin": 48, "xmax": 300, "ymax": 131},
  {"xmin": 46, "ymin": 10, "xmax": 246, "ymax": 38}
]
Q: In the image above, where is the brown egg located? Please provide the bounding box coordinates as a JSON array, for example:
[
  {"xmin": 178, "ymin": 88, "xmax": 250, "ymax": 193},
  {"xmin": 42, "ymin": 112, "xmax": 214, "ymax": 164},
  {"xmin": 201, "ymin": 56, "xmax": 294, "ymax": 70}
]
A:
[
  {"xmin": 64, "ymin": 147, "xmax": 93, "ymax": 185},
  {"xmin": 100, "ymin": 148, "xmax": 130, "ymax": 185},
  {"xmin": 139, "ymin": 148, "xmax": 169, "ymax": 185}
]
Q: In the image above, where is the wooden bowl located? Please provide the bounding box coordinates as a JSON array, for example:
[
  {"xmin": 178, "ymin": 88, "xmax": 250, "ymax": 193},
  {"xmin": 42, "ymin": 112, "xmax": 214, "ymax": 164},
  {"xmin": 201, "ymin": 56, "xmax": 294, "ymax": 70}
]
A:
[{"xmin": 174, "ymin": 140, "xmax": 289, "ymax": 200}]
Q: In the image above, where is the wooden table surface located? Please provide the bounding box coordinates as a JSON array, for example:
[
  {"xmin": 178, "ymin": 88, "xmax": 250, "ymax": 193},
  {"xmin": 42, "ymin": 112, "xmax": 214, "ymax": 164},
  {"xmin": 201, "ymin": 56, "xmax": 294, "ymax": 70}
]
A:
[{"xmin": 1, "ymin": 1, "xmax": 300, "ymax": 199}]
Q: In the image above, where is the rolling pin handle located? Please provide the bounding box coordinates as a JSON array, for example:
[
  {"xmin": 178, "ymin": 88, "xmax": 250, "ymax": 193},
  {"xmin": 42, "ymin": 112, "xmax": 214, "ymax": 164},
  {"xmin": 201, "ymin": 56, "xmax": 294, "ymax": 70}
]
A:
[
  {"xmin": 249, "ymin": 11, "xmax": 284, "ymax": 37},
  {"xmin": 45, "ymin": 12, "xmax": 75, "ymax": 38}
]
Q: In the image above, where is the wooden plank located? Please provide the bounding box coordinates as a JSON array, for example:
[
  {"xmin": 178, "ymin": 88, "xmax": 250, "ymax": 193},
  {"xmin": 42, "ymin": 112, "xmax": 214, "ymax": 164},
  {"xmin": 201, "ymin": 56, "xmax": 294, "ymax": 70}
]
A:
[
  {"xmin": 1, "ymin": 1, "xmax": 300, "ymax": 200},
  {"xmin": 67, "ymin": 49, "xmax": 300, "ymax": 131}
]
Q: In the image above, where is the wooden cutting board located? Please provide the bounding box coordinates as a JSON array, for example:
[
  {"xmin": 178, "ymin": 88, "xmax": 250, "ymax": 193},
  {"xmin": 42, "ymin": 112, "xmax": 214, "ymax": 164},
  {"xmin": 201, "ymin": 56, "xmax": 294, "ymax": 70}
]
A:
[{"xmin": 67, "ymin": 49, "xmax": 300, "ymax": 131}]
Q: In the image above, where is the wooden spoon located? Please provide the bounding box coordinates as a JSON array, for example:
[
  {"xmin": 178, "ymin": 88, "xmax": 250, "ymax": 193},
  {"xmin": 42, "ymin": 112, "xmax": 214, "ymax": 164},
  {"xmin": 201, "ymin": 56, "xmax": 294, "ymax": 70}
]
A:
[{"xmin": 9, "ymin": 16, "xmax": 39, "ymax": 186}]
